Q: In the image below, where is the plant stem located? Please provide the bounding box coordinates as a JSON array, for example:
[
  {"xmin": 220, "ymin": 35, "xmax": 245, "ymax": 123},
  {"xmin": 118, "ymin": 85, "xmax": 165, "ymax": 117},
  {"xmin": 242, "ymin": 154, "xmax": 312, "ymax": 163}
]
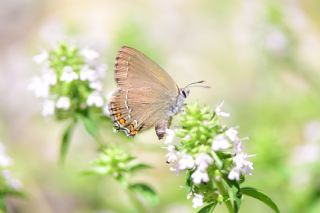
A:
[{"xmin": 213, "ymin": 178, "xmax": 234, "ymax": 213}]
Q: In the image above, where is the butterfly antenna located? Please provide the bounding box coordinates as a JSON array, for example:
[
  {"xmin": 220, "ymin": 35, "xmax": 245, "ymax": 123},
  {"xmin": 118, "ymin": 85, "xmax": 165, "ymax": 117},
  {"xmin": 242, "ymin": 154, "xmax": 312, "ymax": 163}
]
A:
[{"xmin": 185, "ymin": 80, "xmax": 210, "ymax": 89}]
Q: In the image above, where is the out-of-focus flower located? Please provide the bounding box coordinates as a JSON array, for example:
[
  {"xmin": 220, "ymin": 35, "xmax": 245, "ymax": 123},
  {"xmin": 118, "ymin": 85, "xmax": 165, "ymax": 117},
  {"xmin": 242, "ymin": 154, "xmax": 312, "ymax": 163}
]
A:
[
  {"xmin": 89, "ymin": 81, "xmax": 102, "ymax": 91},
  {"xmin": 87, "ymin": 92, "xmax": 104, "ymax": 107},
  {"xmin": 56, "ymin": 96, "xmax": 71, "ymax": 110},
  {"xmin": 0, "ymin": 141, "xmax": 23, "ymax": 192},
  {"xmin": 28, "ymin": 77, "xmax": 49, "ymax": 98},
  {"xmin": 60, "ymin": 66, "xmax": 78, "ymax": 82},
  {"xmin": 31, "ymin": 42, "xmax": 108, "ymax": 120},
  {"xmin": 42, "ymin": 100, "xmax": 55, "ymax": 117},
  {"xmin": 80, "ymin": 66, "xmax": 97, "ymax": 81},
  {"xmin": 42, "ymin": 69, "xmax": 57, "ymax": 86},
  {"xmin": 192, "ymin": 194, "xmax": 204, "ymax": 208},
  {"xmin": 2, "ymin": 170, "xmax": 22, "ymax": 190},
  {"xmin": 0, "ymin": 143, "xmax": 12, "ymax": 167},
  {"xmin": 32, "ymin": 50, "xmax": 48, "ymax": 64},
  {"xmin": 80, "ymin": 48, "xmax": 99, "ymax": 61}
]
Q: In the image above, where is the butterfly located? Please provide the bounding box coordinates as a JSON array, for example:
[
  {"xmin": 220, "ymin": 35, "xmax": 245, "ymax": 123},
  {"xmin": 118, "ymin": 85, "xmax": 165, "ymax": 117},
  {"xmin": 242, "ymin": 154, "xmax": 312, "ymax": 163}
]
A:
[{"xmin": 108, "ymin": 46, "xmax": 206, "ymax": 139}]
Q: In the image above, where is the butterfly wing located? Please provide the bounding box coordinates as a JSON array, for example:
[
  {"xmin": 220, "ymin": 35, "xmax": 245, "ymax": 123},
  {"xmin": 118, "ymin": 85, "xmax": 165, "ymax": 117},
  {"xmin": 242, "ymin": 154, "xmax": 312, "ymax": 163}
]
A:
[{"xmin": 109, "ymin": 46, "xmax": 179, "ymax": 138}]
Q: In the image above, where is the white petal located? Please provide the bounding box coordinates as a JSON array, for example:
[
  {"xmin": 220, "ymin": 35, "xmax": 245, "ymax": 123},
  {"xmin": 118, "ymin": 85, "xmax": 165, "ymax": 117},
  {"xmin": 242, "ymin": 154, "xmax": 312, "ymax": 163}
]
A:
[
  {"xmin": 164, "ymin": 129, "xmax": 175, "ymax": 144},
  {"xmin": 42, "ymin": 100, "xmax": 55, "ymax": 117},
  {"xmin": 33, "ymin": 50, "xmax": 48, "ymax": 64},
  {"xmin": 192, "ymin": 194, "xmax": 204, "ymax": 208},
  {"xmin": 56, "ymin": 96, "xmax": 71, "ymax": 110},
  {"xmin": 80, "ymin": 48, "xmax": 99, "ymax": 61}
]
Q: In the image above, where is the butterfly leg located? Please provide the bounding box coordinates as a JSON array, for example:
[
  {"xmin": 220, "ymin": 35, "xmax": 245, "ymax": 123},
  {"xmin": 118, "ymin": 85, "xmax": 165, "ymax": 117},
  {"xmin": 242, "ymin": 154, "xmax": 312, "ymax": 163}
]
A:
[{"xmin": 155, "ymin": 118, "xmax": 171, "ymax": 140}]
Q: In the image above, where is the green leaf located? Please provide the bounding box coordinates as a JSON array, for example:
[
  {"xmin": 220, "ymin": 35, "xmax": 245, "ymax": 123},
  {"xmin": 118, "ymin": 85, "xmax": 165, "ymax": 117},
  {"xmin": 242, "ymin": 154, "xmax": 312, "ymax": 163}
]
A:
[
  {"xmin": 60, "ymin": 121, "xmax": 76, "ymax": 164},
  {"xmin": 222, "ymin": 179, "xmax": 241, "ymax": 212},
  {"xmin": 241, "ymin": 187, "xmax": 280, "ymax": 213},
  {"xmin": 76, "ymin": 114, "xmax": 97, "ymax": 137},
  {"xmin": 129, "ymin": 183, "xmax": 158, "ymax": 206},
  {"xmin": 197, "ymin": 202, "xmax": 217, "ymax": 213},
  {"xmin": 128, "ymin": 163, "xmax": 152, "ymax": 173}
]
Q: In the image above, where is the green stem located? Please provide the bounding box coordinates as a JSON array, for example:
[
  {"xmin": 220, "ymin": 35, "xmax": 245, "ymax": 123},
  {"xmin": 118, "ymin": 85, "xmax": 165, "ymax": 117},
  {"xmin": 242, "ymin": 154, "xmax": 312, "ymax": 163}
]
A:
[
  {"xmin": 213, "ymin": 178, "xmax": 234, "ymax": 213},
  {"xmin": 211, "ymin": 152, "xmax": 234, "ymax": 213}
]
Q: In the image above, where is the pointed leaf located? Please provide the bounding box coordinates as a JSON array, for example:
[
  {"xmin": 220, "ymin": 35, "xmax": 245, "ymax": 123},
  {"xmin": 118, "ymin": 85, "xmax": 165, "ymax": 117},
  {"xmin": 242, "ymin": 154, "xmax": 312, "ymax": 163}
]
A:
[
  {"xmin": 60, "ymin": 121, "xmax": 76, "ymax": 164},
  {"xmin": 128, "ymin": 163, "xmax": 152, "ymax": 173},
  {"xmin": 241, "ymin": 187, "xmax": 280, "ymax": 213},
  {"xmin": 197, "ymin": 202, "xmax": 217, "ymax": 213},
  {"xmin": 76, "ymin": 114, "xmax": 97, "ymax": 137},
  {"xmin": 222, "ymin": 179, "xmax": 241, "ymax": 212},
  {"xmin": 129, "ymin": 183, "xmax": 158, "ymax": 206}
]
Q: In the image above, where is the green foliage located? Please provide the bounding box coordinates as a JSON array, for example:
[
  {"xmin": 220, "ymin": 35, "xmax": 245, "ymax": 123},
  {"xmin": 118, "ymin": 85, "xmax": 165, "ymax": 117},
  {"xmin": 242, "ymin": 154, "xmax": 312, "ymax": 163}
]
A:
[
  {"xmin": 241, "ymin": 187, "xmax": 280, "ymax": 213},
  {"xmin": 83, "ymin": 146, "xmax": 158, "ymax": 207},
  {"xmin": 60, "ymin": 120, "xmax": 76, "ymax": 164},
  {"xmin": 129, "ymin": 183, "xmax": 158, "ymax": 206}
]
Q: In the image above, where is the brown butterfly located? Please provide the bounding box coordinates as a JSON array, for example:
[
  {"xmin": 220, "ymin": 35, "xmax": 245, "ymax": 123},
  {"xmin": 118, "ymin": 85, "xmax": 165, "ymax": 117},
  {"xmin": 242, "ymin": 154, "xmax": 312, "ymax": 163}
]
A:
[{"xmin": 108, "ymin": 46, "xmax": 206, "ymax": 139}]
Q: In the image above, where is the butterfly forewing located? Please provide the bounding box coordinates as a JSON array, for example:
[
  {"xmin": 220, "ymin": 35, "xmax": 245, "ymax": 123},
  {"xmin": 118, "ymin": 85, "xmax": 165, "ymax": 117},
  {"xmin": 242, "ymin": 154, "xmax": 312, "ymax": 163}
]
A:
[{"xmin": 109, "ymin": 46, "xmax": 179, "ymax": 137}]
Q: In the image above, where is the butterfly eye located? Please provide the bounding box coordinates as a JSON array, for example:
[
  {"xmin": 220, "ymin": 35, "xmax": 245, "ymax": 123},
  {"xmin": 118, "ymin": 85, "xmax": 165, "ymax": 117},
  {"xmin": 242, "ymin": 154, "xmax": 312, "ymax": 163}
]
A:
[{"xmin": 181, "ymin": 90, "xmax": 187, "ymax": 98}]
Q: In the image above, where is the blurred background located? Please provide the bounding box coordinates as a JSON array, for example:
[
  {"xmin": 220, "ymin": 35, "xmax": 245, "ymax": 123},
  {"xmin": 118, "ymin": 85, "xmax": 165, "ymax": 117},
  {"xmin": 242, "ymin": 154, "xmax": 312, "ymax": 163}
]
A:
[{"xmin": 1, "ymin": 0, "xmax": 320, "ymax": 212}]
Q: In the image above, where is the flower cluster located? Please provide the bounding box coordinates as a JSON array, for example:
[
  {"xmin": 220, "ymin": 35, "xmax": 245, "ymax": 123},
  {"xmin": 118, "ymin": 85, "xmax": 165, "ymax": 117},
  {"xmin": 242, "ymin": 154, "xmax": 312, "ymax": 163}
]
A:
[
  {"xmin": 0, "ymin": 142, "xmax": 22, "ymax": 197},
  {"xmin": 84, "ymin": 146, "xmax": 158, "ymax": 206},
  {"xmin": 164, "ymin": 103, "xmax": 254, "ymax": 210},
  {"xmin": 29, "ymin": 42, "xmax": 108, "ymax": 120}
]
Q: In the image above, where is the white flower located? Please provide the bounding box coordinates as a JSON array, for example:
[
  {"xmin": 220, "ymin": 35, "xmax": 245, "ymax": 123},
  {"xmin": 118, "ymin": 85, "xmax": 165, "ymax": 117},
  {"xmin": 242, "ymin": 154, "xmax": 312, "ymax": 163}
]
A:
[
  {"xmin": 87, "ymin": 92, "xmax": 104, "ymax": 107},
  {"xmin": 192, "ymin": 194, "xmax": 204, "ymax": 208},
  {"xmin": 195, "ymin": 153, "xmax": 213, "ymax": 171},
  {"xmin": 226, "ymin": 127, "xmax": 239, "ymax": 142},
  {"xmin": 191, "ymin": 169, "xmax": 209, "ymax": 184},
  {"xmin": 42, "ymin": 69, "xmax": 57, "ymax": 86},
  {"xmin": 215, "ymin": 101, "xmax": 230, "ymax": 117},
  {"xmin": 89, "ymin": 81, "xmax": 102, "ymax": 91},
  {"xmin": 0, "ymin": 151, "xmax": 12, "ymax": 167},
  {"xmin": 80, "ymin": 66, "xmax": 97, "ymax": 81},
  {"xmin": 33, "ymin": 50, "xmax": 48, "ymax": 64},
  {"xmin": 228, "ymin": 168, "xmax": 241, "ymax": 181},
  {"xmin": 166, "ymin": 145, "xmax": 178, "ymax": 163},
  {"xmin": 2, "ymin": 170, "xmax": 22, "ymax": 190},
  {"xmin": 60, "ymin": 66, "xmax": 78, "ymax": 82},
  {"xmin": 42, "ymin": 100, "xmax": 55, "ymax": 117},
  {"xmin": 178, "ymin": 153, "xmax": 194, "ymax": 170},
  {"xmin": 164, "ymin": 129, "xmax": 175, "ymax": 144},
  {"xmin": 80, "ymin": 48, "xmax": 99, "ymax": 61},
  {"xmin": 96, "ymin": 63, "xmax": 107, "ymax": 77},
  {"xmin": 212, "ymin": 135, "xmax": 231, "ymax": 151},
  {"xmin": 28, "ymin": 77, "xmax": 49, "ymax": 98},
  {"xmin": 233, "ymin": 153, "xmax": 253, "ymax": 175},
  {"xmin": 56, "ymin": 96, "xmax": 71, "ymax": 110},
  {"xmin": 228, "ymin": 153, "xmax": 254, "ymax": 181}
]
